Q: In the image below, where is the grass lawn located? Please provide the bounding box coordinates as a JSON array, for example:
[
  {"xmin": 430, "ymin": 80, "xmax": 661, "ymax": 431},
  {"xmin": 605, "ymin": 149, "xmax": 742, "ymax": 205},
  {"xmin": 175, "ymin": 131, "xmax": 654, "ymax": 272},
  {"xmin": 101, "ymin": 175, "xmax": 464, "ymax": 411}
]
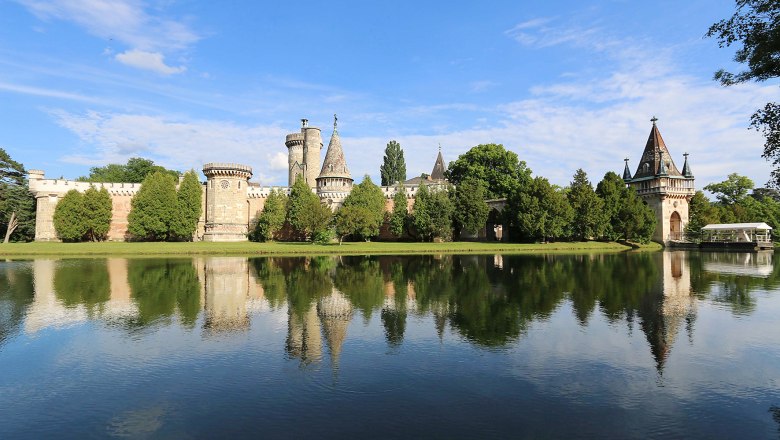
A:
[{"xmin": 0, "ymin": 240, "xmax": 662, "ymax": 257}]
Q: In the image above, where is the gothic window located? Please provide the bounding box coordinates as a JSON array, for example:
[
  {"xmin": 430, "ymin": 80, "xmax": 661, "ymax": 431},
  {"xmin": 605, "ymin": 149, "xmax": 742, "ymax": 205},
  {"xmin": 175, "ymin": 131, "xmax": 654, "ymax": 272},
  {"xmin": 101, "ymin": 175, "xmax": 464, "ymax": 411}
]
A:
[
  {"xmin": 643, "ymin": 163, "xmax": 650, "ymax": 173},
  {"xmin": 220, "ymin": 180, "xmax": 230, "ymax": 190}
]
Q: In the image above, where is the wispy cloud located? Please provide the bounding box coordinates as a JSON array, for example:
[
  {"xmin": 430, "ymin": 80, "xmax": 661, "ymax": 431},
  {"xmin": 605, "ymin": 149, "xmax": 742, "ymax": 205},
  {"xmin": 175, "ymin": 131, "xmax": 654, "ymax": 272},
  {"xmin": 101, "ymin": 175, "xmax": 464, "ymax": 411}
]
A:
[
  {"xmin": 505, "ymin": 17, "xmax": 603, "ymax": 49},
  {"xmin": 470, "ymin": 80, "xmax": 498, "ymax": 93},
  {"xmin": 16, "ymin": 0, "xmax": 198, "ymax": 74},
  {"xmin": 0, "ymin": 81, "xmax": 108, "ymax": 104}
]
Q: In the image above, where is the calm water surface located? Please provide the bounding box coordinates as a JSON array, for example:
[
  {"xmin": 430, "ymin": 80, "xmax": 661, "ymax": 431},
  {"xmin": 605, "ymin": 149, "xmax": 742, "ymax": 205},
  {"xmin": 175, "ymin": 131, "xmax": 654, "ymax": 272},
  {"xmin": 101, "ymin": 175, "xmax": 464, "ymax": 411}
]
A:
[{"xmin": 1, "ymin": 252, "xmax": 779, "ymax": 439}]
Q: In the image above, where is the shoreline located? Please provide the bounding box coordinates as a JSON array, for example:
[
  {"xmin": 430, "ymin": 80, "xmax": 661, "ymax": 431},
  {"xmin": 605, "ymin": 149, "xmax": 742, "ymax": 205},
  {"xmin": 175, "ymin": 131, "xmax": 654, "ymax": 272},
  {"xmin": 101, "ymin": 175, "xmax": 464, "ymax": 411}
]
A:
[{"xmin": 0, "ymin": 241, "xmax": 663, "ymax": 258}]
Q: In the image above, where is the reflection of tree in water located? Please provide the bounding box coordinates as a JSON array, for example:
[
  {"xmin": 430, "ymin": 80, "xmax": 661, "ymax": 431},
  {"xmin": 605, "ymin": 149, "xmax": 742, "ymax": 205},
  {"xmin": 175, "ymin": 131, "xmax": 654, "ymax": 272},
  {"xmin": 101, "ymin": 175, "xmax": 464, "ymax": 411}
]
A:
[
  {"xmin": 127, "ymin": 259, "xmax": 200, "ymax": 327},
  {"xmin": 0, "ymin": 262, "xmax": 34, "ymax": 347},
  {"xmin": 770, "ymin": 405, "xmax": 780, "ymax": 437},
  {"xmin": 53, "ymin": 259, "xmax": 110, "ymax": 316},
  {"xmin": 333, "ymin": 256, "xmax": 384, "ymax": 322}
]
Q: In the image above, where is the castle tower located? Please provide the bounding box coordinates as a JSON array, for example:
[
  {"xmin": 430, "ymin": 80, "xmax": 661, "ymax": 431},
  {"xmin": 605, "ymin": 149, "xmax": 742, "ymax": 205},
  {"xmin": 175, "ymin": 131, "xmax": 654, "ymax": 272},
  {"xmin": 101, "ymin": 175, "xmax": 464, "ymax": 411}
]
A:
[
  {"xmin": 431, "ymin": 146, "xmax": 446, "ymax": 181},
  {"xmin": 202, "ymin": 163, "xmax": 253, "ymax": 242},
  {"xmin": 286, "ymin": 118, "xmax": 323, "ymax": 188},
  {"xmin": 316, "ymin": 114, "xmax": 354, "ymax": 209},
  {"xmin": 624, "ymin": 118, "xmax": 695, "ymax": 244}
]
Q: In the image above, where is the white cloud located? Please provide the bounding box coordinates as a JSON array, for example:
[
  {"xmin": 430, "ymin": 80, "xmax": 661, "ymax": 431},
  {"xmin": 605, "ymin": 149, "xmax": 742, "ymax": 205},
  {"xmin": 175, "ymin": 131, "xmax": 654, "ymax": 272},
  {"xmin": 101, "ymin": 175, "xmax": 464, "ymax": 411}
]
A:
[
  {"xmin": 505, "ymin": 17, "xmax": 603, "ymax": 49},
  {"xmin": 268, "ymin": 152, "xmax": 288, "ymax": 170},
  {"xmin": 470, "ymin": 80, "xmax": 497, "ymax": 93},
  {"xmin": 115, "ymin": 50, "xmax": 185, "ymax": 75},
  {"xmin": 17, "ymin": 0, "xmax": 198, "ymax": 73}
]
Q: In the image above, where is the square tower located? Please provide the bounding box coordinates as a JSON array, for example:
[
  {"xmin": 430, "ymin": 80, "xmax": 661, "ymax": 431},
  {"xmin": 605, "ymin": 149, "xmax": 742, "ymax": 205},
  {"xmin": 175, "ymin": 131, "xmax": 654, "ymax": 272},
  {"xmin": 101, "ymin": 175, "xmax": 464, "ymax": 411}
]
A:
[{"xmin": 624, "ymin": 118, "xmax": 695, "ymax": 244}]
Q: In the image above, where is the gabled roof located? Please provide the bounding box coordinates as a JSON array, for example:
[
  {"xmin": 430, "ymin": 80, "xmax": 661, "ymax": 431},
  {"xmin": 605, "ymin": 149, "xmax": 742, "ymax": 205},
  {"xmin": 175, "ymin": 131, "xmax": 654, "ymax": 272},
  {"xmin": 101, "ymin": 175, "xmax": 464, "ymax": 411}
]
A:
[
  {"xmin": 317, "ymin": 116, "xmax": 352, "ymax": 180},
  {"xmin": 633, "ymin": 118, "xmax": 682, "ymax": 179}
]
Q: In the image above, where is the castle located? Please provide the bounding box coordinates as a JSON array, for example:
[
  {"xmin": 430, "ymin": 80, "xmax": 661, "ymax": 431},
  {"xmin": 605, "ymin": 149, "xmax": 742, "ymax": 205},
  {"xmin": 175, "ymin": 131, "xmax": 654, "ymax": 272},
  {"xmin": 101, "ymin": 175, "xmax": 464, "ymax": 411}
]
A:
[
  {"xmin": 28, "ymin": 116, "xmax": 446, "ymax": 242},
  {"xmin": 26, "ymin": 117, "xmax": 693, "ymax": 244}
]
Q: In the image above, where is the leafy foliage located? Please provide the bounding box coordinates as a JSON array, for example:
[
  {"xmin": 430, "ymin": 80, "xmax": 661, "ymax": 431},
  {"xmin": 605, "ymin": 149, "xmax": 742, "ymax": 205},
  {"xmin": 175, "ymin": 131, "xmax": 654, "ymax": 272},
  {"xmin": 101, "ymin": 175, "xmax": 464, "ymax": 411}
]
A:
[
  {"xmin": 287, "ymin": 175, "xmax": 331, "ymax": 241},
  {"xmin": 78, "ymin": 157, "xmax": 180, "ymax": 183},
  {"xmin": 704, "ymin": 172, "xmax": 754, "ymax": 205},
  {"xmin": 171, "ymin": 170, "xmax": 202, "ymax": 241},
  {"xmin": 411, "ymin": 185, "xmax": 454, "ymax": 241},
  {"xmin": 53, "ymin": 190, "xmax": 87, "ymax": 241},
  {"xmin": 127, "ymin": 171, "xmax": 178, "ymax": 241},
  {"xmin": 615, "ymin": 187, "xmax": 656, "ymax": 243},
  {"xmin": 0, "ymin": 148, "xmax": 35, "ymax": 242},
  {"xmin": 451, "ymin": 177, "xmax": 489, "ymax": 237},
  {"xmin": 389, "ymin": 185, "xmax": 408, "ymax": 238},
  {"xmin": 380, "ymin": 140, "xmax": 407, "ymax": 186},
  {"xmin": 334, "ymin": 206, "xmax": 375, "ymax": 243},
  {"xmin": 508, "ymin": 176, "xmax": 573, "ymax": 242},
  {"xmin": 446, "ymin": 143, "xmax": 532, "ymax": 198},
  {"xmin": 595, "ymin": 172, "xmax": 626, "ymax": 241},
  {"xmin": 251, "ymin": 189, "xmax": 288, "ymax": 241},
  {"xmin": 568, "ymin": 169, "xmax": 605, "ymax": 240},
  {"xmin": 82, "ymin": 186, "xmax": 112, "ymax": 241},
  {"xmin": 338, "ymin": 175, "xmax": 386, "ymax": 240}
]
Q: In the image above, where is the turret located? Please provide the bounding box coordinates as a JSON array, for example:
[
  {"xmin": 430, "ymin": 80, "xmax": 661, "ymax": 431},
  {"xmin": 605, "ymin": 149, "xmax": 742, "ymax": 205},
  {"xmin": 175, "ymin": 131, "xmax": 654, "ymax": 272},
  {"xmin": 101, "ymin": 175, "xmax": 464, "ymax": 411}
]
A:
[
  {"xmin": 316, "ymin": 114, "xmax": 353, "ymax": 209},
  {"xmin": 202, "ymin": 163, "xmax": 253, "ymax": 242},
  {"xmin": 622, "ymin": 158, "xmax": 632, "ymax": 181},
  {"xmin": 286, "ymin": 120, "xmax": 306, "ymax": 187}
]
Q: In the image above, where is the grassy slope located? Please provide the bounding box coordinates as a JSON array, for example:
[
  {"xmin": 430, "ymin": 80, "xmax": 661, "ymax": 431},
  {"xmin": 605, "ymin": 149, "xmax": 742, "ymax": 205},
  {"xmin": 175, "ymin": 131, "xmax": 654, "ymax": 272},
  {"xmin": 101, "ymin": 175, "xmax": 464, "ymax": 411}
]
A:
[{"xmin": 0, "ymin": 241, "xmax": 662, "ymax": 257}]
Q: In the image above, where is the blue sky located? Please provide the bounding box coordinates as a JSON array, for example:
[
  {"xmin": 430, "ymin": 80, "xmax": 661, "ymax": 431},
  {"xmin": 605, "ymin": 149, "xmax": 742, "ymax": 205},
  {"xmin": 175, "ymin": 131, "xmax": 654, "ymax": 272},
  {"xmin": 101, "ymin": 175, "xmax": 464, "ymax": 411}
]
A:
[{"xmin": 2, "ymin": 0, "xmax": 779, "ymax": 188}]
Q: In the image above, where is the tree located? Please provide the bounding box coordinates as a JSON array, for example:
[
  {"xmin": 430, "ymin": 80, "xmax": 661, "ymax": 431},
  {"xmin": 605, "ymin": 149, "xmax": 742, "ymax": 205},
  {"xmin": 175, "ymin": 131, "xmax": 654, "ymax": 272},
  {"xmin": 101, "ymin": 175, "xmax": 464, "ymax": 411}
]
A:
[
  {"xmin": 380, "ymin": 140, "xmax": 407, "ymax": 186},
  {"xmin": 508, "ymin": 176, "xmax": 573, "ymax": 242},
  {"xmin": 78, "ymin": 157, "xmax": 179, "ymax": 183},
  {"xmin": 127, "ymin": 171, "xmax": 178, "ymax": 241},
  {"xmin": 446, "ymin": 143, "xmax": 532, "ymax": 199},
  {"xmin": 451, "ymin": 177, "xmax": 489, "ymax": 237},
  {"xmin": 340, "ymin": 175, "xmax": 386, "ymax": 240},
  {"xmin": 0, "ymin": 148, "xmax": 35, "ymax": 242},
  {"xmin": 568, "ymin": 169, "xmax": 605, "ymax": 240},
  {"xmin": 53, "ymin": 190, "xmax": 87, "ymax": 241},
  {"xmin": 252, "ymin": 189, "xmax": 288, "ymax": 241},
  {"xmin": 686, "ymin": 191, "xmax": 722, "ymax": 241},
  {"xmin": 596, "ymin": 171, "xmax": 626, "ymax": 241},
  {"xmin": 704, "ymin": 173, "xmax": 755, "ymax": 205},
  {"xmin": 334, "ymin": 206, "xmax": 375, "ymax": 243},
  {"xmin": 171, "ymin": 170, "xmax": 202, "ymax": 241},
  {"xmin": 82, "ymin": 186, "xmax": 112, "ymax": 241},
  {"xmin": 389, "ymin": 185, "xmax": 408, "ymax": 238},
  {"xmin": 428, "ymin": 188, "xmax": 454, "ymax": 240},
  {"xmin": 707, "ymin": 1, "xmax": 780, "ymax": 186},
  {"xmin": 410, "ymin": 184, "xmax": 433, "ymax": 241},
  {"xmin": 616, "ymin": 187, "xmax": 656, "ymax": 243},
  {"xmin": 287, "ymin": 175, "xmax": 330, "ymax": 241}
]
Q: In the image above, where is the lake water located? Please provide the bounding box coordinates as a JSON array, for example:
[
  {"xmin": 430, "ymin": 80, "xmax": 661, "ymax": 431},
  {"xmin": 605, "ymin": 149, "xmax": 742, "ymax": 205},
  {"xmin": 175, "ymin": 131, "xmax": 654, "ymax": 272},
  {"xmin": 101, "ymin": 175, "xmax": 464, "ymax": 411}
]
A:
[{"xmin": 1, "ymin": 252, "xmax": 779, "ymax": 439}]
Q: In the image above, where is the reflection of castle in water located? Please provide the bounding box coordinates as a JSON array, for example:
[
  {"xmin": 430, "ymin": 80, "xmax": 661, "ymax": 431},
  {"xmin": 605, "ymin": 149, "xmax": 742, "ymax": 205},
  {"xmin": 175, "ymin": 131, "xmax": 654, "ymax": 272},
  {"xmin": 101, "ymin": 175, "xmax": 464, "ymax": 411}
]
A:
[{"xmin": 703, "ymin": 252, "xmax": 774, "ymax": 278}]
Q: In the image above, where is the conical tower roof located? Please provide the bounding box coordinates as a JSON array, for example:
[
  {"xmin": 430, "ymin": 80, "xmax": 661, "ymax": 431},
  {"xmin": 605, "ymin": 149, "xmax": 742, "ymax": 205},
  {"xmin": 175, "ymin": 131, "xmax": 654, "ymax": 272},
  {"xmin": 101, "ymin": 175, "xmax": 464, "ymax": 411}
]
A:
[
  {"xmin": 681, "ymin": 153, "xmax": 693, "ymax": 178},
  {"xmin": 431, "ymin": 145, "xmax": 446, "ymax": 181},
  {"xmin": 633, "ymin": 118, "xmax": 682, "ymax": 179},
  {"xmin": 318, "ymin": 115, "xmax": 352, "ymax": 180},
  {"xmin": 622, "ymin": 158, "xmax": 632, "ymax": 181}
]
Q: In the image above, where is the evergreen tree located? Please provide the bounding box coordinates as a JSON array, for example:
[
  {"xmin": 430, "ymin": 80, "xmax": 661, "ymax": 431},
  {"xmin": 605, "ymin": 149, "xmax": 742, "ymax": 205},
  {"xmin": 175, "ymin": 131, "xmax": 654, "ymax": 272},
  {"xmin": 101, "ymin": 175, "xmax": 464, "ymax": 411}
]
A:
[
  {"xmin": 53, "ymin": 190, "xmax": 87, "ymax": 241},
  {"xmin": 172, "ymin": 170, "xmax": 202, "ymax": 241},
  {"xmin": 252, "ymin": 189, "xmax": 288, "ymax": 241},
  {"xmin": 127, "ymin": 171, "xmax": 178, "ymax": 241},
  {"xmin": 389, "ymin": 185, "xmax": 408, "ymax": 238},
  {"xmin": 380, "ymin": 140, "xmax": 407, "ymax": 186},
  {"xmin": 82, "ymin": 186, "xmax": 112, "ymax": 241},
  {"xmin": 0, "ymin": 148, "xmax": 35, "ymax": 242},
  {"xmin": 451, "ymin": 177, "xmax": 489, "ymax": 237},
  {"xmin": 339, "ymin": 175, "xmax": 386, "ymax": 240},
  {"xmin": 287, "ymin": 175, "xmax": 329, "ymax": 241},
  {"xmin": 595, "ymin": 171, "xmax": 625, "ymax": 241},
  {"xmin": 568, "ymin": 169, "xmax": 605, "ymax": 240}
]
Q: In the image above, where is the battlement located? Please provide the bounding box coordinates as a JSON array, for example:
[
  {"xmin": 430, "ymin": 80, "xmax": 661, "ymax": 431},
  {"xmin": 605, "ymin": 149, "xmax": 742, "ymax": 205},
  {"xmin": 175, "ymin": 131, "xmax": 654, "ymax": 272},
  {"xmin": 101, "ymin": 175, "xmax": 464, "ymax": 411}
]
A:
[
  {"xmin": 28, "ymin": 176, "xmax": 142, "ymax": 196},
  {"xmin": 202, "ymin": 163, "xmax": 253, "ymax": 178},
  {"xmin": 247, "ymin": 186, "xmax": 292, "ymax": 199},
  {"xmin": 285, "ymin": 133, "xmax": 305, "ymax": 146}
]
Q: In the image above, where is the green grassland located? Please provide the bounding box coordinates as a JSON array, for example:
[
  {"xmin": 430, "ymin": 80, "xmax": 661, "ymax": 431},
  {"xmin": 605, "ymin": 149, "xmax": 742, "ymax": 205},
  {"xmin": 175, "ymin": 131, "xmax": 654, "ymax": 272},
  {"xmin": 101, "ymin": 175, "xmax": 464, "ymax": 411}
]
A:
[{"xmin": 0, "ymin": 240, "xmax": 662, "ymax": 257}]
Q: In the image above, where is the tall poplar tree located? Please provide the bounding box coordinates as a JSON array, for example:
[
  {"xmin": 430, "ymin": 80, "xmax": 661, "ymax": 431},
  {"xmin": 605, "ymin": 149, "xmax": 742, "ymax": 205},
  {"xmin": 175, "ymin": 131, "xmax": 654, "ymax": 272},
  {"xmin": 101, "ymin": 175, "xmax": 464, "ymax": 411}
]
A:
[
  {"xmin": 380, "ymin": 141, "xmax": 407, "ymax": 186},
  {"xmin": 82, "ymin": 186, "xmax": 112, "ymax": 241},
  {"xmin": 172, "ymin": 170, "xmax": 202, "ymax": 241},
  {"xmin": 128, "ymin": 171, "xmax": 178, "ymax": 241}
]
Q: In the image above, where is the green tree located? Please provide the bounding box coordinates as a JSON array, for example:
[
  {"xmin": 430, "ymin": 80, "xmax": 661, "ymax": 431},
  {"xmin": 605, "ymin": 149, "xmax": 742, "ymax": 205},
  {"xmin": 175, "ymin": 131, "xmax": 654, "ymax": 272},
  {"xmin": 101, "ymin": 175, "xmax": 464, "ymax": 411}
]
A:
[
  {"xmin": 78, "ymin": 157, "xmax": 179, "ymax": 183},
  {"xmin": 596, "ymin": 171, "xmax": 626, "ymax": 241},
  {"xmin": 509, "ymin": 177, "xmax": 573, "ymax": 242},
  {"xmin": 616, "ymin": 187, "xmax": 656, "ymax": 243},
  {"xmin": 707, "ymin": 1, "xmax": 780, "ymax": 186},
  {"xmin": 127, "ymin": 171, "xmax": 178, "ymax": 241},
  {"xmin": 340, "ymin": 175, "xmax": 386, "ymax": 240},
  {"xmin": 568, "ymin": 169, "xmax": 605, "ymax": 240},
  {"xmin": 53, "ymin": 189, "xmax": 87, "ymax": 241},
  {"xmin": 0, "ymin": 148, "xmax": 35, "ymax": 242},
  {"xmin": 82, "ymin": 186, "xmax": 112, "ymax": 241},
  {"xmin": 389, "ymin": 185, "xmax": 408, "ymax": 238},
  {"xmin": 251, "ymin": 189, "xmax": 288, "ymax": 241},
  {"xmin": 287, "ymin": 175, "xmax": 330, "ymax": 241},
  {"xmin": 380, "ymin": 140, "xmax": 407, "ymax": 185},
  {"xmin": 704, "ymin": 173, "xmax": 755, "ymax": 205},
  {"xmin": 410, "ymin": 184, "xmax": 433, "ymax": 241},
  {"xmin": 451, "ymin": 177, "xmax": 489, "ymax": 237},
  {"xmin": 172, "ymin": 170, "xmax": 202, "ymax": 241},
  {"xmin": 685, "ymin": 191, "xmax": 722, "ymax": 241},
  {"xmin": 334, "ymin": 205, "xmax": 375, "ymax": 243},
  {"xmin": 428, "ymin": 187, "xmax": 455, "ymax": 241},
  {"xmin": 446, "ymin": 143, "xmax": 532, "ymax": 198}
]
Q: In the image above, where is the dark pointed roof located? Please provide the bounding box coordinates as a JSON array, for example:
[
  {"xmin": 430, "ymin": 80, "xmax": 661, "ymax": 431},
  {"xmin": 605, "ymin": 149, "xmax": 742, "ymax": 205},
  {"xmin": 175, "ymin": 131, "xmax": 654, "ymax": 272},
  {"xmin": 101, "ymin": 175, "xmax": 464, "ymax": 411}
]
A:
[
  {"xmin": 318, "ymin": 115, "xmax": 352, "ymax": 180},
  {"xmin": 681, "ymin": 153, "xmax": 693, "ymax": 178},
  {"xmin": 431, "ymin": 148, "xmax": 446, "ymax": 181},
  {"xmin": 622, "ymin": 158, "xmax": 632, "ymax": 181},
  {"xmin": 633, "ymin": 118, "xmax": 682, "ymax": 179}
]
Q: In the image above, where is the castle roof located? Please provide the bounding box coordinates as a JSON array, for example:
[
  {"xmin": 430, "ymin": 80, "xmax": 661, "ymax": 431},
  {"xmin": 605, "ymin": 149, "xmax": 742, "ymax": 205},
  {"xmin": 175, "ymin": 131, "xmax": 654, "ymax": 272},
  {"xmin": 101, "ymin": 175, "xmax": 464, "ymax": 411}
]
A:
[
  {"xmin": 633, "ymin": 118, "xmax": 683, "ymax": 179},
  {"xmin": 317, "ymin": 115, "xmax": 352, "ymax": 181},
  {"xmin": 431, "ymin": 148, "xmax": 446, "ymax": 181}
]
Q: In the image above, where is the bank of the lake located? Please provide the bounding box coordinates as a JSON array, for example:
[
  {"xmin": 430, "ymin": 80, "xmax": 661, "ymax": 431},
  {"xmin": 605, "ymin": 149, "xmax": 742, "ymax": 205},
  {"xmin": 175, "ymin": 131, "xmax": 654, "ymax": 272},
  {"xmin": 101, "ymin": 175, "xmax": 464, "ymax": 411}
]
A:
[{"xmin": 0, "ymin": 240, "xmax": 662, "ymax": 257}]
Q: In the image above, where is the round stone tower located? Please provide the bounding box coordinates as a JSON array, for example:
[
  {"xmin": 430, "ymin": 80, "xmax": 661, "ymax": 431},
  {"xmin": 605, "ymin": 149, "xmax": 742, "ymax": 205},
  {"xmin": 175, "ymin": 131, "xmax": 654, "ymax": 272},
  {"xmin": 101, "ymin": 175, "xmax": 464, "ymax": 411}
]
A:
[
  {"xmin": 286, "ymin": 122, "xmax": 305, "ymax": 187},
  {"xmin": 303, "ymin": 124, "xmax": 323, "ymax": 189},
  {"xmin": 202, "ymin": 163, "xmax": 253, "ymax": 242}
]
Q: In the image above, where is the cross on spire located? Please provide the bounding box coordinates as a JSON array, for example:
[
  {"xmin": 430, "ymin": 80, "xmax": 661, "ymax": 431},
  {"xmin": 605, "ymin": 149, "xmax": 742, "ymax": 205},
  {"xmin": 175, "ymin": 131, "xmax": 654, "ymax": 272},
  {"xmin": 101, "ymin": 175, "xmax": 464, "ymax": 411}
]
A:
[
  {"xmin": 333, "ymin": 113, "xmax": 338, "ymax": 131},
  {"xmin": 651, "ymin": 116, "xmax": 658, "ymax": 125}
]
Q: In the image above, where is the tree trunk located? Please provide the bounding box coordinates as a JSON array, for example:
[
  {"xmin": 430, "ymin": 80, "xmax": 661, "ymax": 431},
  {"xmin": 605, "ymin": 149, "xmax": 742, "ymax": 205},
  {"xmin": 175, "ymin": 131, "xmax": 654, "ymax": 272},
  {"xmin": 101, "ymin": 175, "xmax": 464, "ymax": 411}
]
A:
[{"xmin": 4, "ymin": 212, "xmax": 17, "ymax": 243}]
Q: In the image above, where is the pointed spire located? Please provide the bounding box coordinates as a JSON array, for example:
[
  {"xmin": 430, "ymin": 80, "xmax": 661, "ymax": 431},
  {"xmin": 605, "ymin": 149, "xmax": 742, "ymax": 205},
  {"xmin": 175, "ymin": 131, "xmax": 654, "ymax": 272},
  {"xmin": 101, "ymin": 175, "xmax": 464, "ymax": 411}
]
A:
[
  {"xmin": 682, "ymin": 152, "xmax": 693, "ymax": 178},
  {"xmin": 317, "ymin": 115, "xmax": 352, "ymax": 180},
  {"xmin": 431, "ymin": 146, "xmax": 446, "ymax": 181},
  {"xmin": 633, "ymin": 117, "xmax": 682, "ymax": 178},
  {"xmin": 622, "ymin": 158, "xmax": 632, "ymax": 181}
]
